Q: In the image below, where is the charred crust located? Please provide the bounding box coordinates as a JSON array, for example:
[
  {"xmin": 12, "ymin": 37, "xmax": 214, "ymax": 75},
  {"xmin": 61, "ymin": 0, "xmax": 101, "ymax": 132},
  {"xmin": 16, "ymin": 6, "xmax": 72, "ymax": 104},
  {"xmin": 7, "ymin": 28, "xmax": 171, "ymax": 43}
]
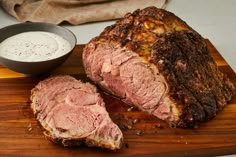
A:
[
  {"xmin": 151, "ymin": 30, "xmax": 234, "ymax": 127},
  {"xmin": 44, "ymin": 131, "xmax": 121, "ymax": 150},
  {"xmin": 93, "ymin": 6, "xmax": 192, "ymax": 58}
]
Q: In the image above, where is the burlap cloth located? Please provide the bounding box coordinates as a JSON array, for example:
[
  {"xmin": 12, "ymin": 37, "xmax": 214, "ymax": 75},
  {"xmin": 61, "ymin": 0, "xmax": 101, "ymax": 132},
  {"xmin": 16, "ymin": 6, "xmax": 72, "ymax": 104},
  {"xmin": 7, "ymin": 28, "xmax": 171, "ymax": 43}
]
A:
[{"xmin": 0, "ymin": 0, "xmax": 167, "ymax": 25}]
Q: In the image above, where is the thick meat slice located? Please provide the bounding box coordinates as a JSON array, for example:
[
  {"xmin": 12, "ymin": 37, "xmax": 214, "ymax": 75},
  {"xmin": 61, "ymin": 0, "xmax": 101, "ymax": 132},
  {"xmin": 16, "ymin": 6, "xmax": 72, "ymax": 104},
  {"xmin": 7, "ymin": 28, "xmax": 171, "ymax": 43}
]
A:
[
  {"xmin": 30, "ymin": 75, "xmax": 123, "ymax": 150},
  {"xmin": 82, "ymin": 6, "xmax": 235, "ymax": 127}
]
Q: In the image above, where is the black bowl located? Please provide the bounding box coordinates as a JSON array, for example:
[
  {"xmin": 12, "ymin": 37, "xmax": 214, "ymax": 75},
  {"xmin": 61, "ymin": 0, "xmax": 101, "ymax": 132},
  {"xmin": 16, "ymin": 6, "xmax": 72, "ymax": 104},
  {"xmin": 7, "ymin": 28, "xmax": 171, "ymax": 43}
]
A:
[{"xmin": 0, "ymin": 22, "xmax": 76, "ymax": 75}]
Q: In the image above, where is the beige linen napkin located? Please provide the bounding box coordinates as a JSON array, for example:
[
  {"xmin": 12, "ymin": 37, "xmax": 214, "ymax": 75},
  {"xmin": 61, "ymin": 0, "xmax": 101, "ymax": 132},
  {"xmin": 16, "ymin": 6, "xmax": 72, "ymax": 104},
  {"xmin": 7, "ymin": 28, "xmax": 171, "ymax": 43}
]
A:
[{"xmin": 0, "ymin": 0, "xmax": 167, "ymax": 25}]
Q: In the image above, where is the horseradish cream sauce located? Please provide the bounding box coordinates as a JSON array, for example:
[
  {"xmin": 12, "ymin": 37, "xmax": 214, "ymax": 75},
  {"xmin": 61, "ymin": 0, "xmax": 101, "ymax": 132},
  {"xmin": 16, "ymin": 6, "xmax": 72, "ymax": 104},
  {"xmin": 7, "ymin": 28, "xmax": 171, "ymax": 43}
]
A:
[{"xmin": 0, "ymin": 31, "xmax": 71, "ymax": 62}]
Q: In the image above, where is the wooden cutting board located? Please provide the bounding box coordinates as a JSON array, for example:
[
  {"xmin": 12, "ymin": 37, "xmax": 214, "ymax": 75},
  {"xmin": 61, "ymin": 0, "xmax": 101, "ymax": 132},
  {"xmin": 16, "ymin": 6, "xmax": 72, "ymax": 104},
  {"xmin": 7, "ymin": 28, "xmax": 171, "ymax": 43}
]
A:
[{"xmin": 0, "ymin": 40, "xmax": 235, "ymax": 157}]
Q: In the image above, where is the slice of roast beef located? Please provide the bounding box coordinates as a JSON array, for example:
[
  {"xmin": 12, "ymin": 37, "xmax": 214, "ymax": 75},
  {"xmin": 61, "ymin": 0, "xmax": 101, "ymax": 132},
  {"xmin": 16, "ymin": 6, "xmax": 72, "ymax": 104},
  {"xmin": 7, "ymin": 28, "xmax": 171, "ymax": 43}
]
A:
[
  {"xmin": 82, "ymin": 6, "xmax": 235, "ymax": 128},
  {"xmin": 30, "ymin": 75, "xmax": 123, "ymax": 150}
]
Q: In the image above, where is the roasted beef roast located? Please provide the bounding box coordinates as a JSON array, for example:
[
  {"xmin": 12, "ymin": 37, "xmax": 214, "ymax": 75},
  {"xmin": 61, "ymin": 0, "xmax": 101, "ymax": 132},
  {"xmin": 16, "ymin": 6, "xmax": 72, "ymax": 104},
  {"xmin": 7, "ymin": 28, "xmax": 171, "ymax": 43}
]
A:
[
  {"xmin": 82, "ymin": 6, "xmax": 235, "ymax": 127},
  {"xmin": 30, "ymin": 75, "xmax": 123, "ymax": 150}
]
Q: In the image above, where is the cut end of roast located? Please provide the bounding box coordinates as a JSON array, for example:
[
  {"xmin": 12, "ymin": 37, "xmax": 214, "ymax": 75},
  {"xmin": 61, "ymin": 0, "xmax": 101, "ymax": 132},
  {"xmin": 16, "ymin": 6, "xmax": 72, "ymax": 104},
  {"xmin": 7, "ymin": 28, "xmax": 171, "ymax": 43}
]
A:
[
  {"xmin": 30, "ymin": 75, "xmax": 123, "ymax": 150},
  {"xmin": 82, "ymin": 6, "xmax": 235, "ymax": 128}
]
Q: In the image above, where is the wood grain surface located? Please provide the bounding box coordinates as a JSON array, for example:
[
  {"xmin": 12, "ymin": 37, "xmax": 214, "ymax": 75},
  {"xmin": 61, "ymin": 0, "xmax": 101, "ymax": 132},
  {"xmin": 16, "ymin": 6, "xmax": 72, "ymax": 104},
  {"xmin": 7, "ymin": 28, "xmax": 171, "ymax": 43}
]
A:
[{"xmin": 0, "ymin": 40, "xmax": 235, "ymax": 157}]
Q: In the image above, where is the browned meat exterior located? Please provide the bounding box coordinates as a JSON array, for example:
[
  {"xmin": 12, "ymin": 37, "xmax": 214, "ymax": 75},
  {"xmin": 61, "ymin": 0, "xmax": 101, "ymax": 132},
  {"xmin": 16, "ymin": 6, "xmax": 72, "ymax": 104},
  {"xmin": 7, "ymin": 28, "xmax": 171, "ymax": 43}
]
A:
[
  {"xmin": 82, "ymin": 6, "xmax": 235, "ymax": 127},
  {"xmin": 30, "ymin": 75, "xmax": 123, "ymax": 150}
]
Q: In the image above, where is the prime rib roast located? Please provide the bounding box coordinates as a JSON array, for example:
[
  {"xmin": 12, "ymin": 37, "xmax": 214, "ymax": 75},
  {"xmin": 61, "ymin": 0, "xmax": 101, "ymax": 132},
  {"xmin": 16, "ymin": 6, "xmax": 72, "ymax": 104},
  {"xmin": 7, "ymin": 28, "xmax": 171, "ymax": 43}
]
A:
[
  {"xmin": 82, "ymin": 6, "xmax": 235, "ymax": 128},
  {"xmin": 30, "ymin": 75, "xmax": 123, "ymax": 150}
]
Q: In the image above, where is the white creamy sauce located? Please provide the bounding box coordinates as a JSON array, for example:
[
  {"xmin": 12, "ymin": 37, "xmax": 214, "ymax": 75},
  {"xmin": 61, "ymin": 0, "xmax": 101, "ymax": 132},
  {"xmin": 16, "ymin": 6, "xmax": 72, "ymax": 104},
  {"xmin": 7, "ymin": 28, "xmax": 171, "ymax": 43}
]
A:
[{"xmin": 0, "ymin": 31, "xmax": 71, "ymax": 62}]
